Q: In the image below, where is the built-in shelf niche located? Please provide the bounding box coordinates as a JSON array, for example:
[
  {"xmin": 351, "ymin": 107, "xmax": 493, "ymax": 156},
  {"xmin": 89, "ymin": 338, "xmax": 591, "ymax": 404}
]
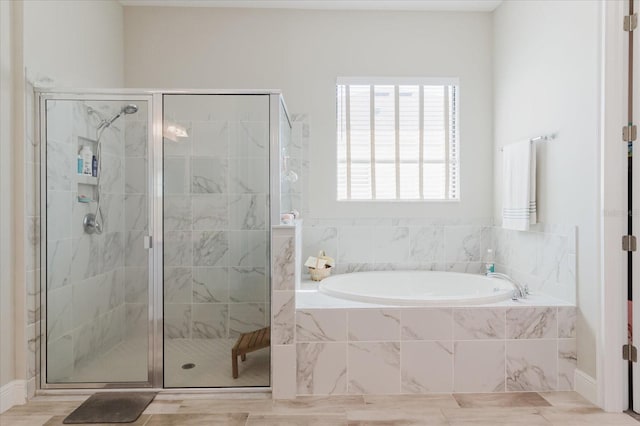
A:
[
  {"xmin": 77, "ymin": 175, "xmax": 97, "ymax": 186},
  {"xmin": 76, "ymin": 135, "xmax": 98, "ymax": 203}
]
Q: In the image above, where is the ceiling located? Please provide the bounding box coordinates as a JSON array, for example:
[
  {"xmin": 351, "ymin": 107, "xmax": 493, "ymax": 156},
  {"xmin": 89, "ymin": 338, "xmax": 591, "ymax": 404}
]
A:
[{"xmin": 119, "ymin": 0, "xmax": 503, "ymax": 12}]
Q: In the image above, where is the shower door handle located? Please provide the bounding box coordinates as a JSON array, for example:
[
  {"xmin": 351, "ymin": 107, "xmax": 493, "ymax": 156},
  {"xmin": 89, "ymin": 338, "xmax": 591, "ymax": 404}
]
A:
[{"xmin": 144, "ymin": 235, "xmax": 153, "ymax": 249}]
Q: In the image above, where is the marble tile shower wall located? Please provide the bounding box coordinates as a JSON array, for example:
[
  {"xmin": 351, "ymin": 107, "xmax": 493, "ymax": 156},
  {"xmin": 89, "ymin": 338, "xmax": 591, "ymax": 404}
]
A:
[
  {"xmin": 123, "ymin": 109, "xmax": 150, "ymax": 342},
  {"xmin": 44, "ymin": 100, "xmax": 128, "ymax": 382},
  {"xmin": 163, "ymin": 117, "xmax": 270, "ymax": 340}
]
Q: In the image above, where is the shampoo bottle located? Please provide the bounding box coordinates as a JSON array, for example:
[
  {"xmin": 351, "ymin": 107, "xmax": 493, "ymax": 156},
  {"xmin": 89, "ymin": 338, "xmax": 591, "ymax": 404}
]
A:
[
  {"xmin": 92, "ymin": 155, "xmax": 98, "ymax": 177},
  {"xmin": 77, "ymin": 154, "xmax": 83, "ymax": 175},
  {"xmin": 80, "ymin": 145, "xmax": 93, "ymax": 176}
]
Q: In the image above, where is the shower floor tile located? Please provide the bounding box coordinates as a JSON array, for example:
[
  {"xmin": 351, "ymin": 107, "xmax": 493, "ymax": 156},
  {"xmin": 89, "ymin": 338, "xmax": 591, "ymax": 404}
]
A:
[
  {"xmin": 66, "ymin": 337, "xmax": 269, "ymax": 387},
  {"xmin": 71, "ymin": 339, "xmax": 149, "ymax": 383},
  {"xmin": 164, "ymin": 338, "xmax": 270, "ymax": 388}
]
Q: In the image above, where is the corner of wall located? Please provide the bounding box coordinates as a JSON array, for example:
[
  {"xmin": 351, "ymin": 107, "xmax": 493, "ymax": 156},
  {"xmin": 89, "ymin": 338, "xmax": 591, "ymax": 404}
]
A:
[
  {"xmin": 0, "ymin": 380, "xmax": 26, "ymax": 413},
  {"xmin": 0, "ymin": 0, "xmax": 17, "ymax": 392},
  {"xmin": 574, "ymin": 368, "xmax": 598, "ymax": 406}
]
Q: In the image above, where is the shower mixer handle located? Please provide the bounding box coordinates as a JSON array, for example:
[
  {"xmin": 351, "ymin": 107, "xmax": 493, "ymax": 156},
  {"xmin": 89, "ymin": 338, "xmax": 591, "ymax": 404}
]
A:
[{"xmin": 82, "ymin": 213, "xmax": 102, "ymax": 235}]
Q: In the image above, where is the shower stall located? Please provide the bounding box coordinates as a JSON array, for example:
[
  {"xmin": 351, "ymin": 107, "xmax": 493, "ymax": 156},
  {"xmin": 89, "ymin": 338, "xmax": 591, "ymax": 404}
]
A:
[{"xmin": 38, "ymin": 90, "xmax": 291, "ymax": 389}]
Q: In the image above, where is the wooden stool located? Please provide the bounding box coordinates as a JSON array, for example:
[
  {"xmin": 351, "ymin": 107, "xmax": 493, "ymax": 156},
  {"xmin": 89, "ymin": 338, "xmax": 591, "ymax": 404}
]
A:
[{"xmin": 232, "ymin": 326, "xmax": 270, "ymax": 379}]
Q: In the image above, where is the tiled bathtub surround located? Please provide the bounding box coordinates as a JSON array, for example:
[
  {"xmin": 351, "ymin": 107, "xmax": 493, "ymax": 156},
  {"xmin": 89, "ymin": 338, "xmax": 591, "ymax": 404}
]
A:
[
  {"xmin": 288, "ymin": 112, "xmax": 577, "ymax": 397},
  {"xmin": 301, "ymin": 221, "xmax": 576, "ymax": 304},
  {"xmin": 492, "ymin": 225, "xmax": 576, "ymax": 304},
  {"xmin": 302, "ymin": 220, "xmax": 490, "ymax": 277},
  {"xmin": 295, "ymin": 302, "xmax": 576, "ymax": 396}
]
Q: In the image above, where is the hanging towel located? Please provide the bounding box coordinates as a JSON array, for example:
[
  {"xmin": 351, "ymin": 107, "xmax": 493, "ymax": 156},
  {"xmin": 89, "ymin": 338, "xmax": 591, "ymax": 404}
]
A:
[{"xmin": 502, "ymin": 140, "xmax": 537, "ymax": 231}]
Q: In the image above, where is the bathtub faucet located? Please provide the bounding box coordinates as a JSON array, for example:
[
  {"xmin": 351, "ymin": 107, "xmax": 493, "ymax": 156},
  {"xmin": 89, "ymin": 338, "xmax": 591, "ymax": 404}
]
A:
[{"xmin": 486, "ymin": 272, "xmax": 529, "ymax": 300}]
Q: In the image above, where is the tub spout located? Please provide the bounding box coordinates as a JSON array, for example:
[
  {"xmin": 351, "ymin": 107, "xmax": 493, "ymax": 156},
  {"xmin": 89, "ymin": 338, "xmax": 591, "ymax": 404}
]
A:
[{"xmin": 486, "ymin": 272, "xmax": 528, "ymax": 300}]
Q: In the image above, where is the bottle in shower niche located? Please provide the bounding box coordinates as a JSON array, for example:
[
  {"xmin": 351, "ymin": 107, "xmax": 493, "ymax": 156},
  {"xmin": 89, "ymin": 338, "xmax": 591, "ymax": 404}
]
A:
[
  {"xmin": 485, "ymin": 249, "xmax": 495, "ymax": 275},
  {"xmin": 77, "ymin": 154, "xmax": 83, "ymax": 175},
  {"xmin": 92, "ymin": 155, "xmax": 98, "ymax": 177},
  {"xmin": 80, "ymin": 145, "xmax": 93, "ymax": 176}
]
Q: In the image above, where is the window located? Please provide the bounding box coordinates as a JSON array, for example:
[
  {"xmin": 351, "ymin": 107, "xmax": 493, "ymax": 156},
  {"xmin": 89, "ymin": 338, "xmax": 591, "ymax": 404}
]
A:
[{"xmin": 337, "ymin": 77, "xmax": 459, "ymax": 201}]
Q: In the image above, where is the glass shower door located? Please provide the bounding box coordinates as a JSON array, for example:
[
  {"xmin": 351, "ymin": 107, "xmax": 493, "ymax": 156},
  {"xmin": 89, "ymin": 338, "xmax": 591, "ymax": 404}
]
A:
[
  {"xmin": 163, "ymin": 94, "xmax": 271, "ymax": 387},
  {"xmin": 43, "ymin": 96, "xmax": 152, "ymax": 386}
]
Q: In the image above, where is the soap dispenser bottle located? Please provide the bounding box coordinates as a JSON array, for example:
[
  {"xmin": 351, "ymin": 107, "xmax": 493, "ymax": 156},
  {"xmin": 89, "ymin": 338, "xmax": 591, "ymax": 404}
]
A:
[{"xmin": 485, "ymin": 249, "xmax": 495, "ymax": 275}]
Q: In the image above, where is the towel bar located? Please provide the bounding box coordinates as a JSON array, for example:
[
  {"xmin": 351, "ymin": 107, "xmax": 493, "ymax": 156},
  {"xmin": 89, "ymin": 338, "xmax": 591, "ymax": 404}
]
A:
[{"xmin": 498, "ymin": 133, "xmax": 556, "ymax": 152}]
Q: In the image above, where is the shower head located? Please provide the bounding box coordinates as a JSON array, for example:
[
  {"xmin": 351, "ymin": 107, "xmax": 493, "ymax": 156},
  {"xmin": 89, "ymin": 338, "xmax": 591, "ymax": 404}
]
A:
[
  {"xmin": 122, "ymin": 104, "xmax": 138, "ymax": 115},
  {"xmin": 100, "ymin": 104, "xmax": 139, "ymax": 129}
]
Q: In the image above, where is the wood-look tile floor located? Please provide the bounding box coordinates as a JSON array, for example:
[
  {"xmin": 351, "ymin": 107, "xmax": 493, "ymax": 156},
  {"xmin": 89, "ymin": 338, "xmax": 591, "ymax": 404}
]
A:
[{"xmin": 1, "ymin": 392, "xmax": 638, "ymax": 425}]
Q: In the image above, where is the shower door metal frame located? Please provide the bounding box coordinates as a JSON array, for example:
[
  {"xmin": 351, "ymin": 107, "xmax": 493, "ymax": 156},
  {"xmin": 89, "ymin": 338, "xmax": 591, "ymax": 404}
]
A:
[
  {"xmin": 37, "ymin": 89, "xmax": 288, "ymax": 392},
  {"xmin": 38, "ymin": 91, "xmax": 158, "ymax": 390}
]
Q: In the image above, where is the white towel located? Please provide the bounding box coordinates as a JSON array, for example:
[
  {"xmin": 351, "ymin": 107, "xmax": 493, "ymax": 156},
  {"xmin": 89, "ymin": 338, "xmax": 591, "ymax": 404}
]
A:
[{"xmin": 502, "ymin": 140, "xmax": 537, "ymax": 231}]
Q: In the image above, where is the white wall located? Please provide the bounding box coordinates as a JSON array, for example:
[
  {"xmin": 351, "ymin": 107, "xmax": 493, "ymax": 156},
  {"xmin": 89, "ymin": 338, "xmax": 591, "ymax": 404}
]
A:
[
  {"xmin": 23, "ymin": 0, "xmax": 124, "ymax": 87},
  {"xmin": 123, "ymin": 7, "xmax": 494, "ymax": 221},
  {"xmin": 493, "ymin": 0, "xmax": 601, "ymax": 378},
  {"xmin": 0, "ymin": 0, "xmax": 17, "ymax": 390},
  {"xmin": 1, "ymin": 0, "xmax": 124, "ymax": 399}
]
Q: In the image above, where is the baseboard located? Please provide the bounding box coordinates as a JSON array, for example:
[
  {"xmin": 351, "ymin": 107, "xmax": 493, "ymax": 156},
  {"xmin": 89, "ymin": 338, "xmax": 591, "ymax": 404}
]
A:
[
  {"xmin": 0, "ymin": 380, "xmax": 26, "ymax": 413},
  {"xmin": 574, "ymin": 368, "xmax": 598, "ymax": 405}
]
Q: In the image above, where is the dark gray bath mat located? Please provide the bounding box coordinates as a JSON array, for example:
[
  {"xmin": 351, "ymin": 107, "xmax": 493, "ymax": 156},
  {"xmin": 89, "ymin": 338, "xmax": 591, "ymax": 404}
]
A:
[{"xmin": 63, "ymin": 392, "xmax": 157, "ymax": 424}]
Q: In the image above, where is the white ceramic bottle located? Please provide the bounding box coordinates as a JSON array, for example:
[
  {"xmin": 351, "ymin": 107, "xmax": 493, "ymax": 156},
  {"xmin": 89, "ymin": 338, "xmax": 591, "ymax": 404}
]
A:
[{"xmin": 80, "ymin": 145, "xmax": 93, "ymax": 176}]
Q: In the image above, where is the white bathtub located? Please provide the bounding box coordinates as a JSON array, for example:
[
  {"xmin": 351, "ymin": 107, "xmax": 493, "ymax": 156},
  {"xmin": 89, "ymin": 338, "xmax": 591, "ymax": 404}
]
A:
[{"xmin": 317, "ymin": 271, "xmax": 515, "ymax": 306}]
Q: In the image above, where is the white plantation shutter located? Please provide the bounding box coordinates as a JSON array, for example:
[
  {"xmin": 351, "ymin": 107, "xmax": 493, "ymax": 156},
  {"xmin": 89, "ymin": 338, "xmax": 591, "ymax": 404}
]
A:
[{"xmin": 337, "ymin": 78, "xmax": 459, "ymax": 201}]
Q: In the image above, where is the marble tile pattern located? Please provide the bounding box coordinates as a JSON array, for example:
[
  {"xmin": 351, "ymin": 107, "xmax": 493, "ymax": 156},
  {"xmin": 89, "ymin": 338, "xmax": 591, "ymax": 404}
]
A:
[
  {"xmin": 42, "ymin": 100, "xmax": 133, "ymax": 384},
  {"xmin": 8, "ymin": 391, "xmax": 634, "ymax": 425},
  {"xmin": 295, "ymin": 305, "xmax": 576, "ymax": 396},
  {"xmin": 162, "ymin": 101, "xmax": 271, "ymax": 344},
  {"xmin": 272, "ymin": 291, "xmax": 295, "ymax": 345},
  {"xmin": 297, "ymin": 342, "xmax": 347, "ymax": 395},
  {"xmin": 507, "ymin": 307, "xmax": 557, "ymax": 339},
  {"xmin": 272, "ymin": 235, "xmax": 295, "ymax": 290},
  {"xmin": 271, "ymin": 225, "xmax": 302, "ymax": 399},
  {"xmin": 454, "ymin": 308, "xmax": 505, "ymax": 340},
  {"xmin": 506, "ymin": 339, "xmax": 558, "ymax": 391},
  {"xmin": 122, "ymin": 110, "xmax": 150, "ymax": 386}
]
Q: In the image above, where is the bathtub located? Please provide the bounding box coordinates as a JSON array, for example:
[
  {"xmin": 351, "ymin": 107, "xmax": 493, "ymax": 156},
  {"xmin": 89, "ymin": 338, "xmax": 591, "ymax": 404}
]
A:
[{"xmin": 317, "ymin": 270, "xmax": 515, "ymax": 306}]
